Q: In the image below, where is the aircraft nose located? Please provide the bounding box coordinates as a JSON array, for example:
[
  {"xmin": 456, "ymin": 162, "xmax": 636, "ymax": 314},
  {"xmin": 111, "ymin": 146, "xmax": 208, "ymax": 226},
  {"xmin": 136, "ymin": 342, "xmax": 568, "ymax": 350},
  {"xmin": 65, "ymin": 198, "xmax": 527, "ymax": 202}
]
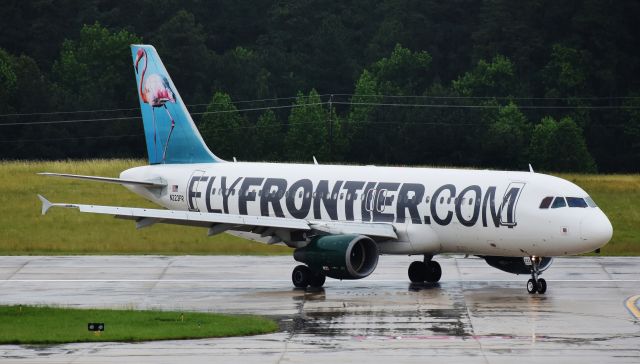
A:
[{"xmin": 580, "ymin": 210, "xmax": 613, "ymax": 248}]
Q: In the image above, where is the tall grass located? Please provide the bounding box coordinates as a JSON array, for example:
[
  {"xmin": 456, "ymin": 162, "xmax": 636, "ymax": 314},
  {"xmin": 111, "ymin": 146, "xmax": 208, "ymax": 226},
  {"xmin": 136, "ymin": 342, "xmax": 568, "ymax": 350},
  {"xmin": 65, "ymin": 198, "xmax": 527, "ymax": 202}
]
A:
[{"xmin": 0, "ymin": 159, "xmax": 290, "ymax": 255}]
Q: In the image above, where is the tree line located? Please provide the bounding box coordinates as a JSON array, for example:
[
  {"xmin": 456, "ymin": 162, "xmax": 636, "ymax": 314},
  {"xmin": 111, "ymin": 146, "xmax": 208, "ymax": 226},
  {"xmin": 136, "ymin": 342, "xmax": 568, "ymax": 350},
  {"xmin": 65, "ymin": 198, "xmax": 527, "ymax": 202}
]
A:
[{"xmin": 0, "ymin": 1, "xmax": 638, "ymax": 172}]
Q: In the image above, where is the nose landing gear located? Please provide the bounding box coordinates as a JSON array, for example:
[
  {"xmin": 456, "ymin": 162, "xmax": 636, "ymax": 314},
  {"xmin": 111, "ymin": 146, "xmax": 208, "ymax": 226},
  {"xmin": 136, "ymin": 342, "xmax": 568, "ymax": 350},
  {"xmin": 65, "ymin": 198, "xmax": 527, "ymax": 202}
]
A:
[{"xmin": 526, "ymin": 256, "xmax": 547, "ymax": 294}]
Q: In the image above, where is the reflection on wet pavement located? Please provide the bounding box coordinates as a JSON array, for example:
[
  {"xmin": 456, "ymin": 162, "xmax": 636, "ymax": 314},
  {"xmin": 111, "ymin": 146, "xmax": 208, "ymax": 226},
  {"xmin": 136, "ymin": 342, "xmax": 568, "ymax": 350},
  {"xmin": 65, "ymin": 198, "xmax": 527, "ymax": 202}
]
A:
[{"xmin": 0, "ymin": 255, "xmax": 639, "ymax": 363}]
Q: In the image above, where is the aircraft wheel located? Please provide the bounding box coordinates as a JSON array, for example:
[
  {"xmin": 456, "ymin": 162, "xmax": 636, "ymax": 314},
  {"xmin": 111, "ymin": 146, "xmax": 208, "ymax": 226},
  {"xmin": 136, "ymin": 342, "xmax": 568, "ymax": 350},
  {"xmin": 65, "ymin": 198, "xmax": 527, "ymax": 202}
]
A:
[
  {"xmin": 527, "ymin": 278, "xmax": 538, "ymax": 294},
  {"xmin": 309, "ymin": 272, "xmax": 326, "ymax": 288},
  {"xmin": 292, "ymin": 265, "xmax": 311, "ymax": 288},
  {"xmin": 537, "ymin": 278, "xmax": 547, "ymax": 294},
  {"xmin": 408, "ymin": 261, "xmax": 426, "ymax": 283},
  {"xmin": 425, "ymin": 261, "xmax": 442, "ymax": 283}
]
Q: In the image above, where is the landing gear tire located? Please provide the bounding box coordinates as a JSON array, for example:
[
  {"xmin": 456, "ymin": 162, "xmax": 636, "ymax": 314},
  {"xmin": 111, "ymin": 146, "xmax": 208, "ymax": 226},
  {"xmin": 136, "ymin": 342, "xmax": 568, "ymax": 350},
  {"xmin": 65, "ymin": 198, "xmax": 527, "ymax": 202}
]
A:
[
  {"xmin": 526, "ymin": 256, "xmax": 547, "ymax": 294},
  {"xmin": 408, "ymin": 259, "xmax": 442, "ymax": 283},
  {"xmin": 408, "ymin": 261, "xmax": 426, "ymax": 283},
  {"xmin": 536, "ymin": 278, "xmax": 547, "ymax": 294},
  {"xmin": 309, "ymin": 272, "xmax": 326, "ymax": 288},
  {"xmin": 292, "ymin": 265, "xmax": 311, "ymax": 288},
  {"xmin": 425, "ymin": 261, "xmax": 442, "ymax": 283}
]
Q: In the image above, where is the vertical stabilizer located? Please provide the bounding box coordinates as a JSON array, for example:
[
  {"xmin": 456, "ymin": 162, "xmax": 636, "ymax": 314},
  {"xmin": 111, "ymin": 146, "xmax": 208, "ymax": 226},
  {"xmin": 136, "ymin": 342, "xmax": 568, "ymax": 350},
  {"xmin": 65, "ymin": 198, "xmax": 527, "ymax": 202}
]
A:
[{"xmin": 131, "ymin": 45, "xmax": 222, "ymax": 164}]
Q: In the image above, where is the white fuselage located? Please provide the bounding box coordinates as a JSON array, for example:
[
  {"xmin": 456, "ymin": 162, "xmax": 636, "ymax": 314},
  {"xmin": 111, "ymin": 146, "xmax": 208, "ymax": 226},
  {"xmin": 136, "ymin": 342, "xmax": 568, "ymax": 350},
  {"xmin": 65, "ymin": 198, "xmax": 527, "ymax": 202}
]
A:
[{"xmin": 121, "ymin": 162, "xmax": 612, "ymax": 257}]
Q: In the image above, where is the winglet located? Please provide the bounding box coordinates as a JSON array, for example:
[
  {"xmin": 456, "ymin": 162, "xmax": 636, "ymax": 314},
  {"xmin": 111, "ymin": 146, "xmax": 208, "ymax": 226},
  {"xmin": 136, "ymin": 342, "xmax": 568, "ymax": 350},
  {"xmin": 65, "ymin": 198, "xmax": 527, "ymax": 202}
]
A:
[{"xmin": 37, "ymin": 194, "xmax": 53, "ymax": 215}]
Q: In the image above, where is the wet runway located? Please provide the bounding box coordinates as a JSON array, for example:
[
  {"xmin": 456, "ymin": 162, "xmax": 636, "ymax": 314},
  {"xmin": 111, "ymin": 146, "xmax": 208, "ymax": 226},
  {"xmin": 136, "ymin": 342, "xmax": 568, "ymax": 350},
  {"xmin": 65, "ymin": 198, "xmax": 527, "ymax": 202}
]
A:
[{"xmin": 0, "ymin": 255, "xmax": 639, "ymax": 363}]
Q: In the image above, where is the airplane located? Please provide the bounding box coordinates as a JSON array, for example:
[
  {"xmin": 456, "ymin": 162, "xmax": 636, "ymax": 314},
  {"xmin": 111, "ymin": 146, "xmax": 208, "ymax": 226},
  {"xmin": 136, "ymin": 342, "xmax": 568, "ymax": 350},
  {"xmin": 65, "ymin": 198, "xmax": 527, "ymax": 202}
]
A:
[{"xmin": 37, "ymin": 44, "xmax": 613, "ymax": 294}]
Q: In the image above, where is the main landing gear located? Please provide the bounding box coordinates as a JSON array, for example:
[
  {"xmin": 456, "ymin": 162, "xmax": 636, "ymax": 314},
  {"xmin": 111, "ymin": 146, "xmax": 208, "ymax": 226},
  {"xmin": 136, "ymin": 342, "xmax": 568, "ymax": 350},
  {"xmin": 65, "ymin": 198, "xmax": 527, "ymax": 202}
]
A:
[
  {"xmin": 292, "ymin": 265, "xmax": 326, "ymax": 289},
  {"xmin": 526, "ymin": 256, "xmax": 547, "ymax": 294},
  {"xmin": 408, "ymin": 255, "xmax": 442, "ymax": 283}
]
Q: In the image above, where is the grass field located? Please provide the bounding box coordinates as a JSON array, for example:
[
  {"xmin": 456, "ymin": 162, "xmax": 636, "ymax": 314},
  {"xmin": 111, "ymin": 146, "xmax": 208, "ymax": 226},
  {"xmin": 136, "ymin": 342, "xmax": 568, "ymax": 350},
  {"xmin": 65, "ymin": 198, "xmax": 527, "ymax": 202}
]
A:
[
  {"xmin": 0, "ymin": 159, "xmax": 290, "ymax": 255},
  {"xmin": 0, "ymin": 305, "xmax": 278, "ymax": 344},
  {"xmin": 0, "ymin": 159, "xmax": 637, "ymax": 255}
]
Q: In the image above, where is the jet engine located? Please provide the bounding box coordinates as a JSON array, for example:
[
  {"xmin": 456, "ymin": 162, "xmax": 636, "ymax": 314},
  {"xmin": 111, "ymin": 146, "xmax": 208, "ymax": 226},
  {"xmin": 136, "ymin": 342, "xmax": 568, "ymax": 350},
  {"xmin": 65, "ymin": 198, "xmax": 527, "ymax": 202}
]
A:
[
  {"xmin": 293, "ymin": 234, "xmax": 379, "ymax": 279},
  {"xmin": 483, "ymin": 256, "xmax": 553, "ymax": 275}
]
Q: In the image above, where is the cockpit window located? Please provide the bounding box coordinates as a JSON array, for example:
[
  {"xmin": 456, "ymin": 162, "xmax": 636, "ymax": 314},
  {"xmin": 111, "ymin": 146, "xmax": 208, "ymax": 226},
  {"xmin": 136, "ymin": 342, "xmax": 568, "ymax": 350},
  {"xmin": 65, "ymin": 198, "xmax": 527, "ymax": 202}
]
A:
[
  {"xmin": 551, "ymin": 197, "xmax": 566, "ymax": 208},
  {"xmin": 539, "ymin": 196, "xmax": 553, "ymax": 209},
  {"xmin": 566, "ymin": 197, "xmax": 588, "ymax": 208},
  {"xmin": 585, "ymin": 196, "xmax": 598, "ymax": 208}
]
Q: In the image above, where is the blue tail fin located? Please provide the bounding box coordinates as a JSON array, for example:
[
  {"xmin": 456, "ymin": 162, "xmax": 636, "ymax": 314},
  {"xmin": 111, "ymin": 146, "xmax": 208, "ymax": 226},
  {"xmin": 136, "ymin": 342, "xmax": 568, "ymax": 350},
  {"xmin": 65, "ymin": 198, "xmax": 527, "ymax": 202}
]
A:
[{"xmin": 131, "ymin": 44, "xmax": 221, "ymax": 164}]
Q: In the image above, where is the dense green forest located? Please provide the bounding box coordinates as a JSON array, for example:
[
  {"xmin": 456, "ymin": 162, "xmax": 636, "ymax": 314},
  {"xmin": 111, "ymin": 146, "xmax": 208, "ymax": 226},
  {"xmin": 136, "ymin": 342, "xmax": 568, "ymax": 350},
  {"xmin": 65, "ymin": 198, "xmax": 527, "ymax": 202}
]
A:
[{"xmin": 0, "ymin": 0, "xmax": 638, "ymax": 172}]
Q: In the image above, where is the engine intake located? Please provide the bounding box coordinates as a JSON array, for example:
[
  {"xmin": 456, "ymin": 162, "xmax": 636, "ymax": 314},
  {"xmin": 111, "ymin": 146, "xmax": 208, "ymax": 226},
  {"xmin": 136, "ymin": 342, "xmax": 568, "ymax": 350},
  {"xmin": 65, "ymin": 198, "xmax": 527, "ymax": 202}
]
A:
[{"xmin": 293, "ymin": 234, "xmax": 379, "ymax": 279}]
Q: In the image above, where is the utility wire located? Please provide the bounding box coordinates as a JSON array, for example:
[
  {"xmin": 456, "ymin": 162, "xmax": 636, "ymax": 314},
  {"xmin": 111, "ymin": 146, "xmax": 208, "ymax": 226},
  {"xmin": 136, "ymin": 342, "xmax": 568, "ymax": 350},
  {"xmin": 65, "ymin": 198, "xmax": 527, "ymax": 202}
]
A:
[
  {"xmin": 0, "ymin": 103, "xmax": 327, "ymax": 127},
  {"xmin": 336, "ymin": 101, "xmax": 640, "ymax": 110},
  {"xmin": 1, "ymin": 93, "xmax": 636, "ymax": 118},
  {"xmin": 0, "ymin": 95, "xmax": 334, "ymax": 118},
  {"xmin": 333, "ymin": 93, "xmax": 640, "ymax": 101},
  {"xmin": 1, "ymin": 100, "xmax": 637, "ymax": 128}
]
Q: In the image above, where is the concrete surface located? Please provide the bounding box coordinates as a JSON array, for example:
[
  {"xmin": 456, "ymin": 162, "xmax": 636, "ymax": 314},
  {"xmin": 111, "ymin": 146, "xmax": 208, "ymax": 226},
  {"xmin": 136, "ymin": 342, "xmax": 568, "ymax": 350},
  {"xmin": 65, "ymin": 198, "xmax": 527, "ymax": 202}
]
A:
[{"xmin": 0, "ymin": 255, "xmax": 639, "ymax": 363}]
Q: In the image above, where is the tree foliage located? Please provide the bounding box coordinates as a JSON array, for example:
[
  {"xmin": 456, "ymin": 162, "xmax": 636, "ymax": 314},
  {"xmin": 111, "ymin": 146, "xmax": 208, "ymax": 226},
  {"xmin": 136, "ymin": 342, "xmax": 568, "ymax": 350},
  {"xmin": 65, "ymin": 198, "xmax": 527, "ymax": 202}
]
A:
[
  {"xmin": 0, "ymin": 1, "xmax": 638, "ymax": 172},
  {"xmin": 199, "ymin": 92, "xmax": 248, "ymax": 160},
  {"xmin": 52, "ymin": 22, "xmax": 141, "ymax": 109},
  {"xmin": 529, "ymin": 116, "xmax": 596, "ymax": 172},
  {"xmin": 285, "ymin": 90, "xmax": 331, "ymax": 161}
]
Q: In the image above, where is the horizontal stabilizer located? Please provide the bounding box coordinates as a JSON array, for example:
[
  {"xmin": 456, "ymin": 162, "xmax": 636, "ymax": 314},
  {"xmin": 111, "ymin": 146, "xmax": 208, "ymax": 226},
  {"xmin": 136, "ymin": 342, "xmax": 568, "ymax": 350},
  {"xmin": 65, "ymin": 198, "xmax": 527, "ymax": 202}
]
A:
[
  {"xmin": 38, "ymin": 172, "xmax": 166, "ymax": 188},
  {"xmin": 37, "ymin": 194, "xmax": 52, "ymax": 215}
]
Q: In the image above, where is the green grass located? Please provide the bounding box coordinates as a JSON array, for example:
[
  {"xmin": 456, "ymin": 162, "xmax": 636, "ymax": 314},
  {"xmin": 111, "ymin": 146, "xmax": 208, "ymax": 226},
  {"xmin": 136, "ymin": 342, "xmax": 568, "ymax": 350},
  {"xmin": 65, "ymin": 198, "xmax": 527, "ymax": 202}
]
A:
[
  {"xmin": 0, "ymin": 159, "xmax": 290, "ymax": 255},
  {"xmin": 0, "ymin": 160, "xmax": 638, "ymax": 255},
  {"xmin": 0, "ymin": 305, "xmax": 278, "ymax": 344}
]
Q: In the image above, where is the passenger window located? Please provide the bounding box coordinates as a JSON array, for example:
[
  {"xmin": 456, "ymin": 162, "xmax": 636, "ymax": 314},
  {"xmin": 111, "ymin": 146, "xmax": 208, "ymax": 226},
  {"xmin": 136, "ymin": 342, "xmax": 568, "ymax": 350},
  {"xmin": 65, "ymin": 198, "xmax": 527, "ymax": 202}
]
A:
[
  {"xmin": 551, "ymin": 197, "xmax": 566, "ymax": 208},
  {"xmin": 340, "ymin": 193, "xmax": 344, "ymax": 200},
  {"xmin": 539, "ymin": 196, "xmax": 553, "ymax": 209},
  {"xmin": 567, "ymin": 197, "xmax": 588, "ymax": 208}
]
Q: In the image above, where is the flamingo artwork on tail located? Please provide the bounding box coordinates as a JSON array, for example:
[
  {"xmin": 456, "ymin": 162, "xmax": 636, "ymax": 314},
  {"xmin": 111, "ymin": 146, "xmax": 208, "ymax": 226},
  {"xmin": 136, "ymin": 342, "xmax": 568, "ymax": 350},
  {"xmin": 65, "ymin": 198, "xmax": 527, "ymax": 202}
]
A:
[{"xmin": 135, "ymin": 48, "xmax": 176, "ymax": 162}]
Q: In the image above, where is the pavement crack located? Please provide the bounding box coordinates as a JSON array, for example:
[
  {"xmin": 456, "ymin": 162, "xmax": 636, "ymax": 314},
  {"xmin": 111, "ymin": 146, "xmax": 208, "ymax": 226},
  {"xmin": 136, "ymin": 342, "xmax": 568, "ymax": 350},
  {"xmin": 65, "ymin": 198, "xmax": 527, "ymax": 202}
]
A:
[
  {"xmin": 5, "ymin": 258, "xmax": 33, "ymax": 280},
  {"xmin": 276, "ymin": 289, "xmax": 307, "ymax": 364}
]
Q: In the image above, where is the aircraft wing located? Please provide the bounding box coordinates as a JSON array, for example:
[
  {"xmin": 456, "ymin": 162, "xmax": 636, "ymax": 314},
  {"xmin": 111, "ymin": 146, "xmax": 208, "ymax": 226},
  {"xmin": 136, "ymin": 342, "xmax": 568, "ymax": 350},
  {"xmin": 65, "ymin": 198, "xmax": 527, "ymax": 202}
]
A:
[{"xmin": 37, "ymin": 195, "xmax": 398, "ymax": 244}]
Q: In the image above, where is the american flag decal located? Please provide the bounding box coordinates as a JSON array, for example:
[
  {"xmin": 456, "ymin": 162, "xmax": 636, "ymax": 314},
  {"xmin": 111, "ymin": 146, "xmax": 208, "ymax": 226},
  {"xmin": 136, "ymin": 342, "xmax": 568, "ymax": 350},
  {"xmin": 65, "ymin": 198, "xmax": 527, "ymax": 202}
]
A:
[{"xmin": 172, "ymin": 185, "xmax": 178, "ymax": 192}]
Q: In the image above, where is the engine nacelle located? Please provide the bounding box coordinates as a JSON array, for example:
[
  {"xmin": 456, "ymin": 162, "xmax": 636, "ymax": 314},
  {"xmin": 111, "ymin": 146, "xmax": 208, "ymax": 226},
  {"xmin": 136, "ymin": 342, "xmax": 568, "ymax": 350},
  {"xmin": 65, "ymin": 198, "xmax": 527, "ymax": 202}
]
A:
[
  {"xmin": 293, "ymin": 234, "xmax": 379, "ymax": 279},
  {"xmin": 483, "ymin": 256, "xmax": 553, "ymax": 275}
]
